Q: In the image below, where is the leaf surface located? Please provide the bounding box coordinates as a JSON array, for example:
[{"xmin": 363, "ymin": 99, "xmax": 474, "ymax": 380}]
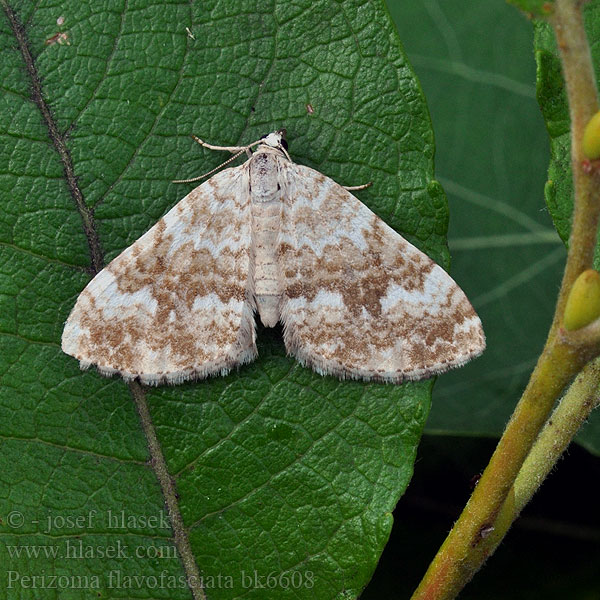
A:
[{"xmin": 0, "ymin": 0, "xmax": 439, "ymax": 597}]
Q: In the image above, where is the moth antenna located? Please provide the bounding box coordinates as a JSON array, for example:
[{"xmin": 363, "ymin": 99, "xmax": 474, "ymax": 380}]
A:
[
  {"xmin": 172, "ymin": 148, "xmax": 246, "ymax": 184},
  {"xmin": 173, "ymin": 136, "xmax": 264, "ymax": 184},
  {"xmin": 190, "ymin": 134, "xmax": 247, "ymax": 153}
]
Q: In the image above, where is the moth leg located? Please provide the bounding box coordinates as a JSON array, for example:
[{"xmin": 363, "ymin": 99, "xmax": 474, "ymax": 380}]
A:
[{"xmin": 343, "ymin": 182, "xmax": 372, "ymax": 191}]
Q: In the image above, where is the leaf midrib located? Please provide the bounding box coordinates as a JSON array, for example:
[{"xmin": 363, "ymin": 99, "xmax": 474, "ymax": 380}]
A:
[{"xmin": 1, "ymin": 3, "xmax": 205, "ymax": 599}]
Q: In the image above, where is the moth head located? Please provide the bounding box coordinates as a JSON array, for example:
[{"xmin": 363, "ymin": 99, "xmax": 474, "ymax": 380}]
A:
[{"xmin": 261, "ymin": 129, "xmax": 288, "ymax": 152}]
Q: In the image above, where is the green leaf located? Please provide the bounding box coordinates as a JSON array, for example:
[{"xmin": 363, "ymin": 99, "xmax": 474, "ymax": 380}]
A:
[
  {"xmin": 387, "ymin": 1, "xmax": 566, "ymax": 440},
  {"xmin": 533, "ymin": 5, "xmax": 600, "ymax": 454},
  {"xmin": 0, "ymin": 0, "xmax": 439, "ymax": 597},
  {"xmin": 534, "ymin": 20, "xmax": 573, "ymax": 245}
]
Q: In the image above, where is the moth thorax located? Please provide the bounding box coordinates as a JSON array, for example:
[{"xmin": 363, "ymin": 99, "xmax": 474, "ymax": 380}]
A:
[{"xmin": 249, "ymin": 151, "xmax": 281, "ymax": 202}]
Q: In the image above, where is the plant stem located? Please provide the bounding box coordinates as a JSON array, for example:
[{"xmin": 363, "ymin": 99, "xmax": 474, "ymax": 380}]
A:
[
  {"xmin": 508, "ymin": 356, "xmax": 600, "ymax": 519},
  {"xmin": 411, "ymin": 1, "xmax": 600, "ymax": 598},
  {"xmin": 411, "ymin": 344, "xmax": 586, "ymax": 600},
  {"xmin": 471, "ymin": 356, "xmax": 600, "ymax": 564},
  {"xmin": 549, "ymin": 0, "xmax": 600, "ymax": 338}
]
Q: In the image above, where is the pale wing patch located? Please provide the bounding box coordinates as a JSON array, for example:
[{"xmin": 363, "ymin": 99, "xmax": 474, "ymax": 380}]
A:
[
  {"xmin": 278, "ymin": 164, "xmax": 485, "ymax": 383},
  {"xmin": 61, "ymin": 166, "xmax": 256, "ymax": 385}
]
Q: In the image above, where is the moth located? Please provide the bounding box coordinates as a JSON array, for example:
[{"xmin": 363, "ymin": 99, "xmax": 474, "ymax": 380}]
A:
[{"xmin": 62, "ymin": 130, "xmax": 485, "ymax": 385}]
